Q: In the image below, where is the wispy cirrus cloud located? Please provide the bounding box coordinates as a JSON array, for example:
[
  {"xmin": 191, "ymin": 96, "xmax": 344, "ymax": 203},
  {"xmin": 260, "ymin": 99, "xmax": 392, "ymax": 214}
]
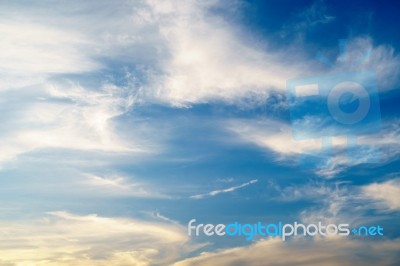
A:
[
  {"xmin": 226, "ymin": 117, "xmax": 400, "ymax": 178},
  {"xmin": 272, "ymin": 179, "xmax": 399, "ymax": 228},
  {"xmin": 190, "ymin": 179, "xmax": 258, "ymax": 199},
  {"xmin": 0, "ymin": 81, "xmax": 147, "ymax": 165},
  {"xmin": 281, "ymin": 0, "xmax": 335, "ymax": 40},
  {"xmin": 0, "ymin": 0, "xmax": 163, "ymax": 165},
  {"xmin": 81, "ymin": 173, "xmax": 171, "ymax": 199}
]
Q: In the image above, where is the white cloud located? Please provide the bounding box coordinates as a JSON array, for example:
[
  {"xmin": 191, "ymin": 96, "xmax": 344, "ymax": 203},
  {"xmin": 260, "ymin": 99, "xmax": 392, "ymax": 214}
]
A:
[
  {"xmin": 81, "ymin": 173, "xmax": 170, "ymax": 199},
  {"xmin": 226, "ymin": 118, "xmax": 322, "ymax": 157},
  {"xmin": 85, "ymin": 174, "xmax": 131, "ymax": 188},
  {"xmin": 0, "ymin": 22, "xmax": 99, "ymax": 77},
  {"xmin": 273, "ymin": 181, "xmax": 343, "ymax": 202},
  {"xmin": 190, "ymin": 179, "xmax": 258, "ymax": 199},
  {"xmin": 269, "ymin": 181, "xmax": 364, "ymax": 225},
  {"xmin": 226, "ymin": 118, "xmax": 400, "ymax": 178},
  {"xmin": 173, "ymin": 237, "xmax": 400, "ymax": 266},
  {"xmin": 0, "ymin": 0, "xmax": 165, "ymax": 163},
  {"xmin": 334, "ymin": 37, "xmax": 400, "ymax": 91},
  {"xmin": 0, "ymin": 81, "xmax": 149, "ymax": 165},
  {"xmin": 358, "ymin": 121, "xmax": 400, "ymax": 163},
  {"xmin": 267, "ymin": 178, "xmax": 398, "ymax": 228},
  {"xmin": 140, "ymin": 0, "xmax": 307, "ymax": 107},
  {"xmin": 0, "ymin": 211, "xmax": 196, "ymax": 266},
  {"xmin": 362, "ymin": 178, "xmax": 400, "ymax": 210},
  {"xmin": 226, "ymin": 118, "xmax": 344, "ymax": 178}
]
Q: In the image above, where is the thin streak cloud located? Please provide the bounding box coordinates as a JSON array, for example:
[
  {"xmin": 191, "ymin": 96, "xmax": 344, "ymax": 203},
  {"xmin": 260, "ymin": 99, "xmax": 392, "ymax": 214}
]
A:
[{"xmin": 190, "ymin": 179, "xmax": 258, "ymax": 199}]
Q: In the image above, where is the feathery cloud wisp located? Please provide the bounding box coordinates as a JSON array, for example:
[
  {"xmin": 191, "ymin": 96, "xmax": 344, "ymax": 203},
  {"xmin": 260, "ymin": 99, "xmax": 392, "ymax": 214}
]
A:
[{"xmin": 190, "ymin": 179, "xmax": 258, "ymax": 199}]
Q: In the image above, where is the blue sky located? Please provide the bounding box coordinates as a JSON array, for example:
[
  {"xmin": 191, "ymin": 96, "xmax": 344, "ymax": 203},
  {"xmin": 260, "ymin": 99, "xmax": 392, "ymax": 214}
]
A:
[{"xmin": 0, "ymin": 0, "xmax": 399, "ymax": 265}]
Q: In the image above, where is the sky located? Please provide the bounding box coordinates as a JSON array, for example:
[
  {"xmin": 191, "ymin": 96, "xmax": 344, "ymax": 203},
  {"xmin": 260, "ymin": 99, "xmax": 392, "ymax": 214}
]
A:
[{"xmin": 0, "ymin": 0, "xmax": 399, "ymax": 265}]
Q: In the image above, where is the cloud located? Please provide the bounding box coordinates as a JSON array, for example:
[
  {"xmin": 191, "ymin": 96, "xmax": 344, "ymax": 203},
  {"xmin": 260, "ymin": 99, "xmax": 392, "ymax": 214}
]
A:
[
  {"xmin": 226, "ymin": 118, "xmax": 321, "ymax": 157},
  {"xmin": 273, "ymin": 179, "xmax": 398, "ymax": 228},
  {"xmin": 358, "ymin": 121, "xmax": 400, "ymax": 163},
  {"xmin": 190, "ymin": 179, "xmax": 258, "ymax": 199},
  {"xmin": 135, "ymin": 2, "xmax": 399, "ymax": 107},
  {"xmin": 1, "ymin": 1, "xmax": 398, "ymax": 168},
  {"xmin": 0, "ymin": 81, "xmax": 149, "ymax": 165},
  {"xmin": 299, "ymin": 0, "xmax": 336, "ymax": 26},
  {"xmin": 281, "ymin": 0, "xmax": 335, "ymax": 39},
  {"xmin": 0, "ymin": 211, "xmax": 197, "ymax": 266},
  {"xmin": 362, "ymin": 178, "xmax": 400, "ymax": 210},
  {"xmin": 0, "ymin": 0, "xmax": 162, "ymax": 79},
  {"xmin": 226, "ymin": 118, "xmax": 340, "ymax": 177},
  {"xmin": 331, "ymin": 37, "xmax": 400, "ymax": 91},
  {"xmin": 0, "ymin": 0, "xmax": 169, "ymax": 164},
  {"xmin": 173, "ymin": 237, "xmax": 400, "ymax": 266},
  {"xmin": 268, "ymin": 181, "xmax": 364, "ymax": 226},
  {"xmin": 226, "ymin": 118, "xmax": 400, "ymax": 178},
  {"xmin": 272, "ymin": 181, "xmax": 346, "ymax": 202},
  {"xmin": 0, "ymin": 22, "xmax": 99, "ymax": 77},
  {"xmin": 140, "ymin": 0, "xmax": 307, "ymax": 107},
  {"xmin": 0, "ymin": 0, "xmax": 308, "ymax": 106},
  {"xmin": 80, "ymin": 173, "xmax": 171, "ymax": 199},
  {"xmin": 85, "ymin": 174, "xmax": 131, "ymax": 188}
]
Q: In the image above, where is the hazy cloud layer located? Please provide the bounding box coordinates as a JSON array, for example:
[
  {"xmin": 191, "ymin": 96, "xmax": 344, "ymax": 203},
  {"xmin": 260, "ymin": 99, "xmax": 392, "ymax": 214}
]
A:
[
  {"xmin": 0, "ymin": 211, "xmax": 197, "ymax": 266},
  {"xmin": 173, "ymin": 237, "xmax": 400, "ymax": 266}
]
